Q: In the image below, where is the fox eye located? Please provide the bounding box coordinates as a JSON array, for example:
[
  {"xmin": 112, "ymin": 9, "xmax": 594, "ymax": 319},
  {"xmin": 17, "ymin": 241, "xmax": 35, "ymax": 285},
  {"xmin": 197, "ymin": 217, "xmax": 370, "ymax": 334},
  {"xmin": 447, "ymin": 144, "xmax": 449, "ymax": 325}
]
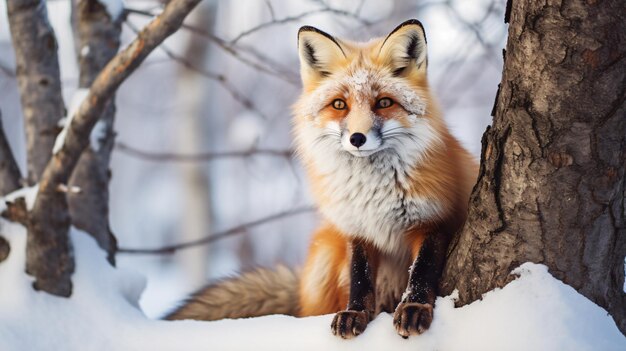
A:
[
  {"xmin": 331, "ymin": 99, "xmax": 347, "ymax": 110},
  {"xmin": 376, "ymin": 97, "xmax": 394, "ymax": 109}
]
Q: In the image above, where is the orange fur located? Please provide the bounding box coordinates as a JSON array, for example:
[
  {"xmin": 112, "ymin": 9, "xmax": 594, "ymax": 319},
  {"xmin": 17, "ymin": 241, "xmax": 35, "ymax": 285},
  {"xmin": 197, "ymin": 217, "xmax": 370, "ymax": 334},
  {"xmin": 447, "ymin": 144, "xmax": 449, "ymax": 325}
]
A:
[
  {"xmin": 407, "ymin": 230, "xmax": 428, "ymax": 260},
  {"xmin": 298, "ymin": 224, "xmax": 349, "ymax": 316}
]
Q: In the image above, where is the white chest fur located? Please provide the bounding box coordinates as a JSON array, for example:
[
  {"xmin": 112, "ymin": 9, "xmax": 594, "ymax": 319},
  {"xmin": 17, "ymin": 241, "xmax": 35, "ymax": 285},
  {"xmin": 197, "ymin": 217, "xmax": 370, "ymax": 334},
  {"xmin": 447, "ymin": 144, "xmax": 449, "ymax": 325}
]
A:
[{"xmin": 315, "ymin": 150, "xmax": 443, "ymax": 254}]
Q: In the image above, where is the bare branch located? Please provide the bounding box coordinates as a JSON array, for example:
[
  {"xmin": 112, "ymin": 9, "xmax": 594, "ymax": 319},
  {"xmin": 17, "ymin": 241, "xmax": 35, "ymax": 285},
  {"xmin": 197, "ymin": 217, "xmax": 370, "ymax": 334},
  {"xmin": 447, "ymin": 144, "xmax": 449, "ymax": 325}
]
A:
[
  {"xmin": 0, "ymin": 111, "xmax": 22, "ymax": 196},
  {"xmin": 229, "ymin": 5, "xmax": 372, "ymax": 45},
  {"xmin": 118, "ymin": 206, "xmax": 315, "ymax": 255},
  {"xmin": 124, "ymin": 19, "xmax": 271, "ymax": 120},
  {"xmin": 264, "ymin": 0, "xmax": 276, "ymax": 20},
  {"xmin": 7, "ymin": 0, "xmax": 65, "ymax": 184},
  {"xmin": 125, "ymin": 7, "xmax": 298, "ymax": 84},
  {"xmin": 115, "ymin": 142, "xmax": 294, "ymax": 162},
  {"xmin": 354, "ymin": 0, "xmax": 367, "ymax": 16},
  {"xmin": 26, "ymin": 0, "xmax": 202, "ymax": 297},
  {"xmin": 443, "ymin": 1, "xmax": 502, "ymax": 66}
]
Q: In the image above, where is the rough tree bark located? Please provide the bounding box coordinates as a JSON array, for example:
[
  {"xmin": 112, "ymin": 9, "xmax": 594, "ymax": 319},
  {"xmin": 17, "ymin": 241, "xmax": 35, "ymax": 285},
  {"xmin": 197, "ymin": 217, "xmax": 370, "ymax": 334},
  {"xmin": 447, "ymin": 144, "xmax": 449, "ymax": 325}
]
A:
[
  {"xmin": 68, "ymin": 0, "xmax": 123, "ymax": 264},
  {"xmin": 441, "ymin": 0, "xmax": 625, "ymax": 335},
  {"xmin": 6, "ymin": 0, "xmax": 65, "ymax": 184},
  {"xmin": 24, "ymin": 0, "xmax": 202, "ymax": 296}
]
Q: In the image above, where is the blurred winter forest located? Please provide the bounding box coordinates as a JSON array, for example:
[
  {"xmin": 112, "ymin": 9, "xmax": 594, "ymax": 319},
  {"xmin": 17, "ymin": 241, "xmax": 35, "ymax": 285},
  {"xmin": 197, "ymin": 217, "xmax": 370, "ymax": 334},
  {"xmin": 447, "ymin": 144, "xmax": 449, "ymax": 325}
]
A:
[{"xmin": 0, "ymin": 0, "xmax": 507, "ymax": 317}]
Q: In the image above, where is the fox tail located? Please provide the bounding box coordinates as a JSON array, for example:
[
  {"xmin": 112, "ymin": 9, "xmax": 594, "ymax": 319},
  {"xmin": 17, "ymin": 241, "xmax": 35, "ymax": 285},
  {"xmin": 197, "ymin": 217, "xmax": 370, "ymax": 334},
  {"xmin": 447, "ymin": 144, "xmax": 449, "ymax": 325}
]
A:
[{"xmin": 164, "ymin": 265, "xmax": 299, "ymax": 321}]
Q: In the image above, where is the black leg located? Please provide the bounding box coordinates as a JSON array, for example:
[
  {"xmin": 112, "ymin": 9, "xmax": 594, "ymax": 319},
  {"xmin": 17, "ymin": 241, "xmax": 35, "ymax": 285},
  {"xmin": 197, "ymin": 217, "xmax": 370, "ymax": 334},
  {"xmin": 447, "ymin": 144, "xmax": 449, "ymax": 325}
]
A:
[
  {"xmin": 394, "ymin": 234, "xmax": 446, "ymax": 338},
  {"xmin": 331, "ymin": 240, "xmax": 376, "ymax": 339}
]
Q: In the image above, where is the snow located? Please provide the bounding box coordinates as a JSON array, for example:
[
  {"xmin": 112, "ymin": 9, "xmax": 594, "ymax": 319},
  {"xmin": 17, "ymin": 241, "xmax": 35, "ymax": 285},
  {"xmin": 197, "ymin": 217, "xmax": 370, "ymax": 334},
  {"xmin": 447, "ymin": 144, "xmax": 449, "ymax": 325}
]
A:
[
  {"xmin": 0, "ymin": 185, "xmax": 39, "ymax": 212},
  {"xmin": 80, "ymin": 45, "xmax": 90, "ymax": 57},
  {"xmin": 53, "ymin": 89, "xmax": 89, "ymax": 154},
  {"xmin": 347, "ymin": 69, "xmax": 370, "ymax": 104},
  {"xmin": 0, "ymin": 220, "xmax": 623, "ymax": 351},
  {"xmin": 388, "ymin": 80, "xmax": 427, "ymax": 116},
  {"xmin": 56, "ymin": 184, "xmax": 82, "ymax": 194},
  {"xmin": 90, "ymin": 119, "xmax": 107, "ymax": 152}
]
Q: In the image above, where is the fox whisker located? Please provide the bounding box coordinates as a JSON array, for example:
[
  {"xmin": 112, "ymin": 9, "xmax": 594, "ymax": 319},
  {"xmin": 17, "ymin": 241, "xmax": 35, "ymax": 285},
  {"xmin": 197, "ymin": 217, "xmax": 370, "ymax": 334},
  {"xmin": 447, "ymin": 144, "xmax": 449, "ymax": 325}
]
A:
[{"xmin": 381, "ymin": 126, "xmax": 406, "ymax": 134}]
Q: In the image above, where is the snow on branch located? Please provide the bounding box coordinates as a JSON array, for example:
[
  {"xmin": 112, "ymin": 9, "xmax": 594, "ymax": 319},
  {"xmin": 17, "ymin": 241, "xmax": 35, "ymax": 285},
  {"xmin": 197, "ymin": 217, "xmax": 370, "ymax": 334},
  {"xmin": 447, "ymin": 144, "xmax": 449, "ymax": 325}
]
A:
[
  {"xmin": 117, "ymin": 206, "xmax": 315, "ymax": 255},
  {"xmin": 25, "ymin": 0, "xmax": 202, "ymax": 297}
]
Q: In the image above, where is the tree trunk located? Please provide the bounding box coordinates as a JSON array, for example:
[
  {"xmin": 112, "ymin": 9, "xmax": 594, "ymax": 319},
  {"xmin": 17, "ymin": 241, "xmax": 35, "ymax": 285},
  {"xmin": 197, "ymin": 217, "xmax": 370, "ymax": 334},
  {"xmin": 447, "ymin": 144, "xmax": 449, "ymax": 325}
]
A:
[
  {"xmin": 5, "ymin": 0, "xmax": 73, "ymax": 296},
  {"xmin": 6, "ymin": 0, "xmax": 65, "ymax": 185},
  {"xmin": 68, "ymin": 0, "xmax": 122, "ymax": 264},
  {"xmin": 176, "ymin": 2, "xmax": 215, "ymax": 285},
  {"xmin": 441, "ymin": 0, "xmax": 626, "ymax": 335}
]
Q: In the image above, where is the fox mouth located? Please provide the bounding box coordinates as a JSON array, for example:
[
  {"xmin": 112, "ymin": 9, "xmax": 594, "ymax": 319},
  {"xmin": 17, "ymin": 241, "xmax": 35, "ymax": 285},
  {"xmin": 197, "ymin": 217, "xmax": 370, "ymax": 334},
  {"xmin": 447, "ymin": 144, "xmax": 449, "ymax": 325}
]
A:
[{"xmin": 346, "ymin": 148, "xmax": 382, "ymax": 157}]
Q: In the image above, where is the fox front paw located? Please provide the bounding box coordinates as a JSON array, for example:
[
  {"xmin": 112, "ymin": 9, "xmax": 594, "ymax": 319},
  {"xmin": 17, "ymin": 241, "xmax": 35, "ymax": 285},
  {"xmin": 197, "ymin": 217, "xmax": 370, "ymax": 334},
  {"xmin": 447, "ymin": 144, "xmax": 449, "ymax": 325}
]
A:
[
  {"xmin": 331, "ymin": 310, "xmax": 370, "ymax": 339},
  {"xmin": 393, "ymin": 302, "xmax": 433, "ymax": 338}
]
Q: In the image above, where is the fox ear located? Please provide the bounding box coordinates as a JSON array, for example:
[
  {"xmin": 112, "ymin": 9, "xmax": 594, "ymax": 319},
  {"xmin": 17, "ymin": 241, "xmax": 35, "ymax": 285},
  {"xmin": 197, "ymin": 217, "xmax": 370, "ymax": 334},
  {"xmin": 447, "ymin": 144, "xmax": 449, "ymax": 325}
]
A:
[
  {"xmin": 298, "ymin": 26, "xmax": 346, "ymax": 86},
  {"xmin": 379, "ymin": 19, "xmax": 427, "ymax": 76}
]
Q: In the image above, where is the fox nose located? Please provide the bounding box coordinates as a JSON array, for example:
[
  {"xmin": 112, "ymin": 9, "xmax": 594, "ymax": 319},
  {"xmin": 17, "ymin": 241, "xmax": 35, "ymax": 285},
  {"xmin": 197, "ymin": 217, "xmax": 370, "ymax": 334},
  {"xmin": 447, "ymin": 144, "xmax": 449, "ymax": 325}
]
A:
[{"xmin": 349, "ymin": 133, "xmax": 367, "ymax": 148}]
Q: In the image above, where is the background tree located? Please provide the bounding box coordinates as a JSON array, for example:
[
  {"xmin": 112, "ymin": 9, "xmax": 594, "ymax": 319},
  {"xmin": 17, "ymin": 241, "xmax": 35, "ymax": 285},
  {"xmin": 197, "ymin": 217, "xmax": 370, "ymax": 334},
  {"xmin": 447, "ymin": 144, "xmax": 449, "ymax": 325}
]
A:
[
  {"xmin": 2, "ymin": 0, "xmax": 201, "ymax": 296},
  {"xmin": 441, "ymin": 0, "xmax": 625, "ymax": 334},
  {"xmin": 67, "ymin": 0, "xmax": 123, "ymax": 264}
]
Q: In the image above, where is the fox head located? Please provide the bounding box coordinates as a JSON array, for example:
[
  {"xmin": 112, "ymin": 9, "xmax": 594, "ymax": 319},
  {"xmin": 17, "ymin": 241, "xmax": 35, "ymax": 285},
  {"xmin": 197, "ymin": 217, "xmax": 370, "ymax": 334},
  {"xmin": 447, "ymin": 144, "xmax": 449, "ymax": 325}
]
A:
[{"xmin": 293, "ymin": 20, "xmax": 445, "ymax": 166}]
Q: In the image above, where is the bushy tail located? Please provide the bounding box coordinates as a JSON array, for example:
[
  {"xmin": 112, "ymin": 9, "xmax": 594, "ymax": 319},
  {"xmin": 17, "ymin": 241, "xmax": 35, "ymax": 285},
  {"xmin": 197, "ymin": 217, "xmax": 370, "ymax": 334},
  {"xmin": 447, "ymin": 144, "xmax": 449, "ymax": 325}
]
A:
[{"xmin": 164, "ymin": 266, "xmax": 299, "ymax": 321}]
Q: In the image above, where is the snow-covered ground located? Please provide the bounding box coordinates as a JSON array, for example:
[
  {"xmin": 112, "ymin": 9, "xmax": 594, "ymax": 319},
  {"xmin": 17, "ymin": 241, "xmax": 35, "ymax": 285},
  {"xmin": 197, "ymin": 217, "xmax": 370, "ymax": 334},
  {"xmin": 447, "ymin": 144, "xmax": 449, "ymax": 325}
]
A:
[{"xmin": 0, "ymin": 220, "xmax": 623, "ymax": 351}]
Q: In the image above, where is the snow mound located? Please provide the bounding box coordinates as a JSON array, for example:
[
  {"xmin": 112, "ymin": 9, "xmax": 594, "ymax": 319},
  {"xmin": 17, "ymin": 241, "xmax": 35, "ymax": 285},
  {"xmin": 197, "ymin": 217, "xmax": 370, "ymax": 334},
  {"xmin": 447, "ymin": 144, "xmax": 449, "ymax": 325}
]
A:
[{"xmin": 0, "ymin": 220, "xmax": 624, "ymax": 350}]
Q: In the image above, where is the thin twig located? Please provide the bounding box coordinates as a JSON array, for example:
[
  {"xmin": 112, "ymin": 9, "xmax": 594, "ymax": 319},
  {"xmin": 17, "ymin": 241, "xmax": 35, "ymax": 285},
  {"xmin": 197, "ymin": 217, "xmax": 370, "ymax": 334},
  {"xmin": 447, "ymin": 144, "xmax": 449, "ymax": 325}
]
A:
[
  {"xmin": 117, "ymin": 206, "xmax": 316, "ymax": 255},
  {"xmin": 125, "ymin": 7, "xmax": 299, "ymax": 85},
  {"xmin": 229, "ymin": 6, "xmax": 372, "ymax": 44},
  {"xmin": 354, "ymin": 0, "xmax": 367, "ymax": 16},
  {"xmin": 264, "ymin": 0, "xmax": 276, "ymax": 21},
  {"xmin": 124, "ymin": 19, "xmax": 270, "ymax": 119},
  {"xmin": 115, "ymin": 142, "xmax": 294, "ymax": 162},
  {"xmin": 443, "ymin": 0, "xmax": 501, "ymax": 66}
]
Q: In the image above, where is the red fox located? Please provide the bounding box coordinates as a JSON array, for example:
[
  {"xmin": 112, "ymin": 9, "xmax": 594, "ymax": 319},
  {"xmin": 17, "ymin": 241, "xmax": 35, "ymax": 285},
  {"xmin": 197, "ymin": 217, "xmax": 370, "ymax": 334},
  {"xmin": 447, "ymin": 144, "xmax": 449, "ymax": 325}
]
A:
[{"xmin": 166, "ymin": 19, "xmax": 478, "ymax": 339}]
